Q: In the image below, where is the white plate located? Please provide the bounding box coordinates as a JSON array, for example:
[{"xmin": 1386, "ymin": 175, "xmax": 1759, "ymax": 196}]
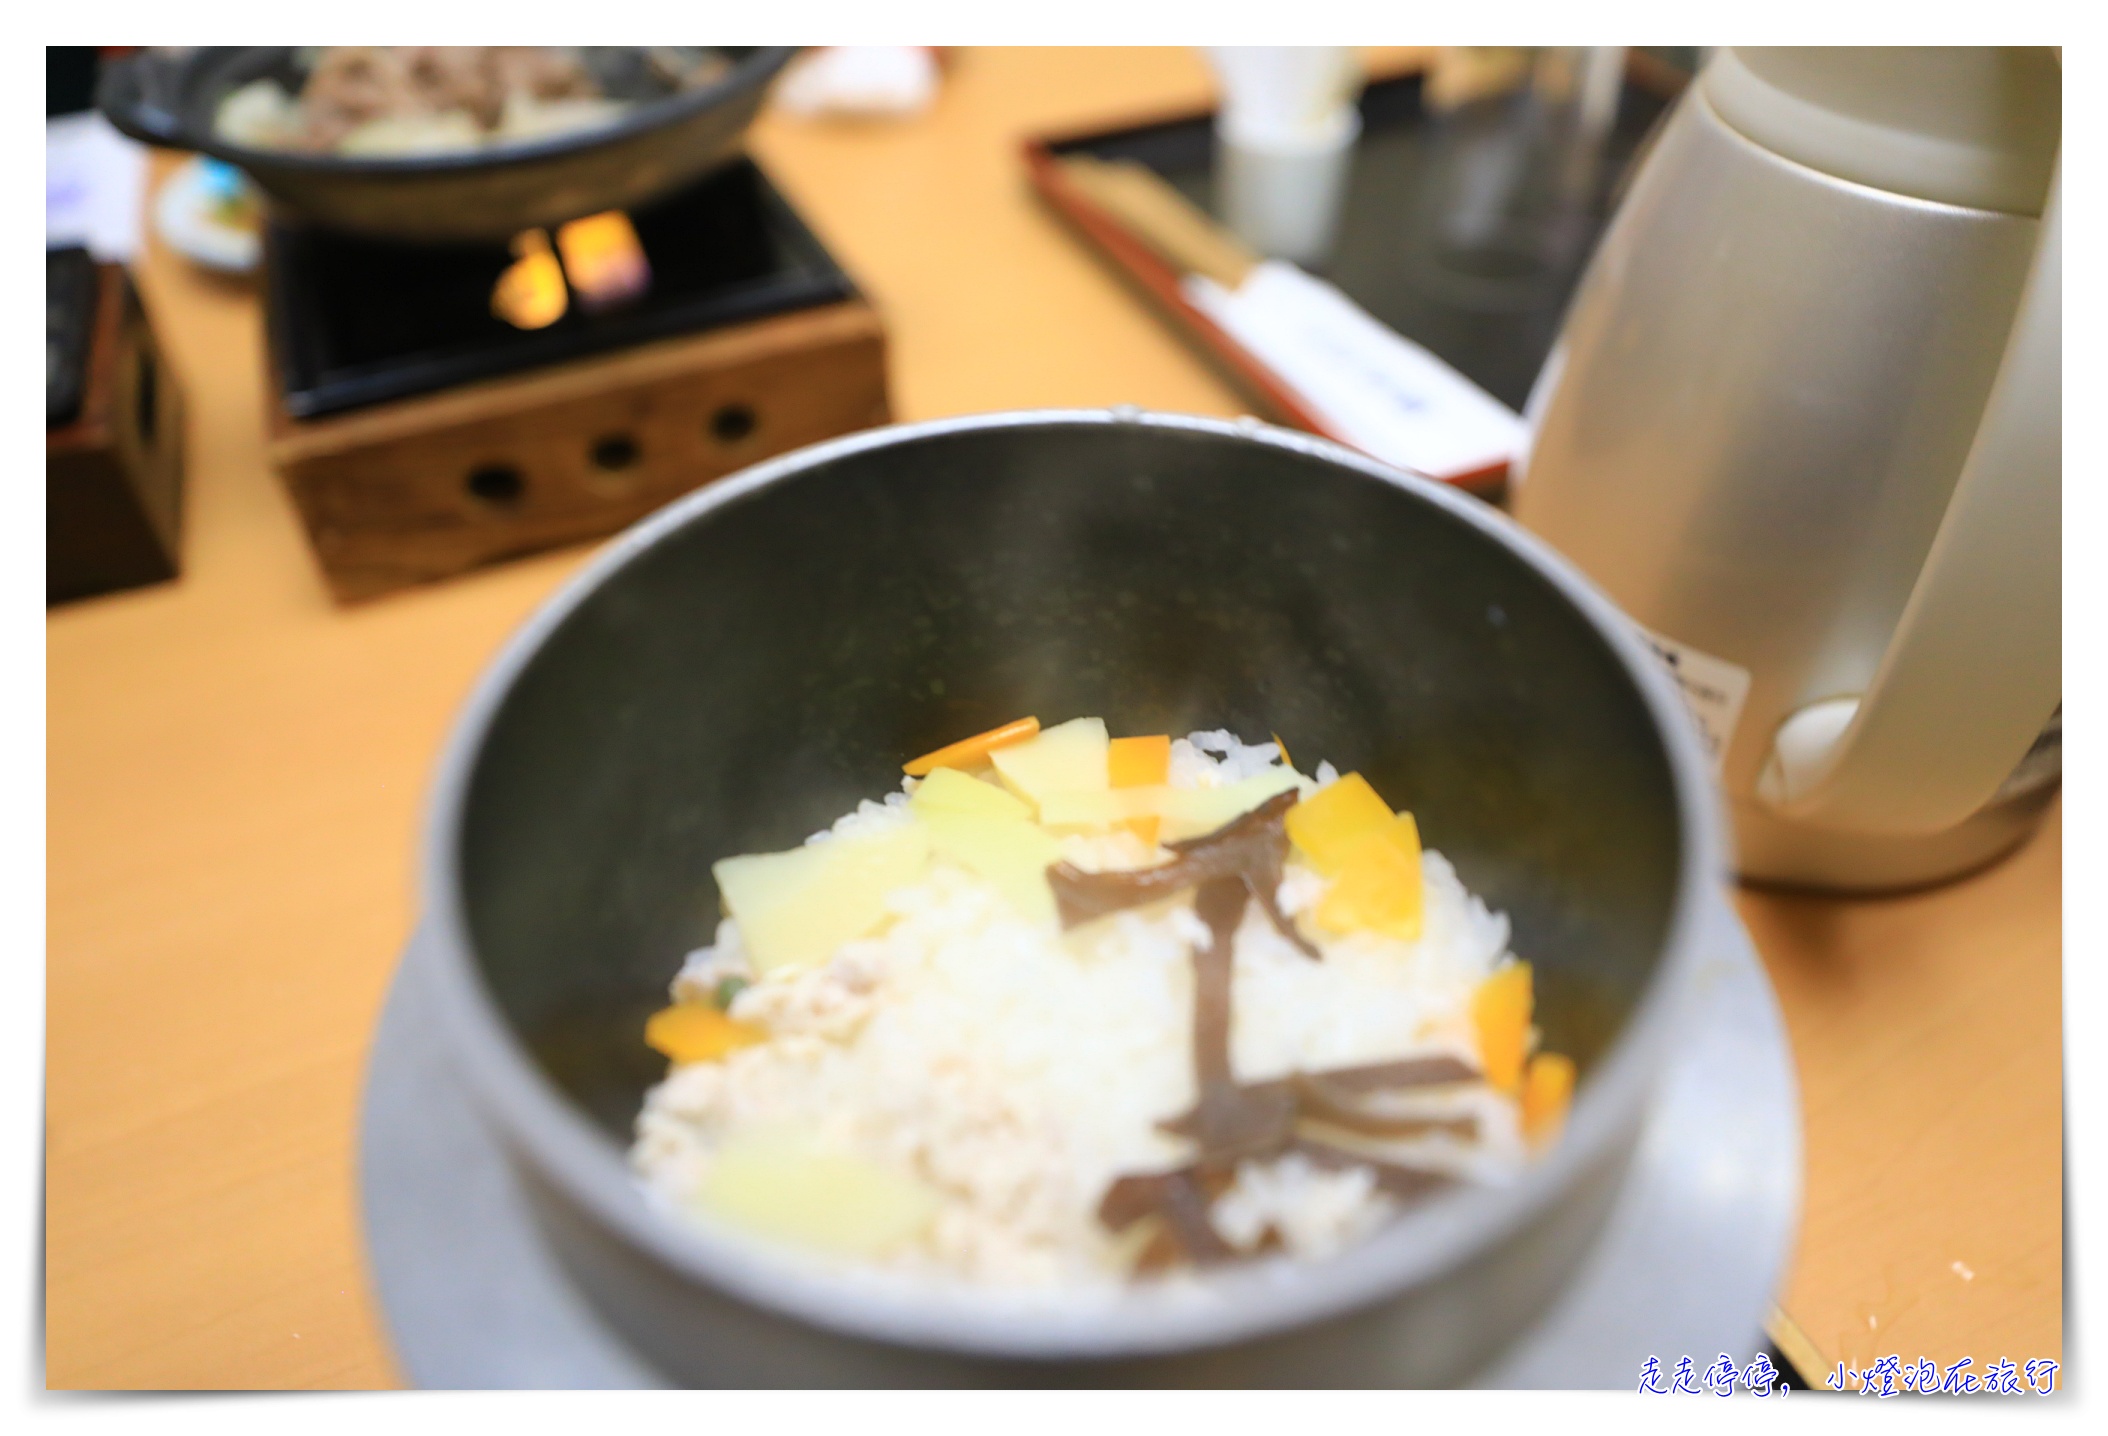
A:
[
  {"xmin": 154, "ymin": 156, "xmax": 260, "ymax": 275},
  {"xmin": 359, "ymin": 895, "xmax": 1799, "ymax": 1388}
]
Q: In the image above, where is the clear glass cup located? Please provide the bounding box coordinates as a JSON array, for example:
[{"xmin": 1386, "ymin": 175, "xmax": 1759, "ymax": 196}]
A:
[{"xmin": 1407, "ymin": 46, "xmax": 1626, "ymax": 310}]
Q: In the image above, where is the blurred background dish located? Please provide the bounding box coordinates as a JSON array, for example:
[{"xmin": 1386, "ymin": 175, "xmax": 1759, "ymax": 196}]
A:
[
  {"xmin": 154, "ymin": 155, "xmax": 261, "ymax": 274},
  {"xmin": 210, "ymin": 47, "xmax": 731, "ymax": 159},
  {"xmin": 98, "ymin": 46, "xmax": 797, "ymax": 244},
  {"xmin": 771, "ymin": 46, "xmax": 941, "ymax": 121}
]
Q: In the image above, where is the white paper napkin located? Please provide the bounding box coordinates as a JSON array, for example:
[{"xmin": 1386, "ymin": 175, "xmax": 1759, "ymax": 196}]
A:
[{"xmin": 1184, "ymin": 260, "xmax": 1524, "ymax": 482}]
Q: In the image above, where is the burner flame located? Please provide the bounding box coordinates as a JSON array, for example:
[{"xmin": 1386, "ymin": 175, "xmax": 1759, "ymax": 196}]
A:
[
  {"xmin": 556, "ymin": 211, "xmax": 652, "ymax": 312},
  {"xmin": 491, "ymin": 229, "xmax": 567, "ymax": 330},
  {"xmin": 491, "ymin": 212, "xmax": 652, "ymax": 330}
]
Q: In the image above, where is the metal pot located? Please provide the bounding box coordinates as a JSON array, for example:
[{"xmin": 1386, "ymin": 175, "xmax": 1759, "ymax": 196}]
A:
[
  {"xmin": 419, "ymin": 410, "xmax": 1721, "ymax": 1385},
  {"xmin": 98, "ymin": 47, "xmax": 796, "ymax": 245}
]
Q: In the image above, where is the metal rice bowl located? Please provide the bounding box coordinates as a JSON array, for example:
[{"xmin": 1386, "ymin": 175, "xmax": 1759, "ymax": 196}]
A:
[{"xmin": 416, "ymin": 409, "xmax": 1722, "ymax": 1385}]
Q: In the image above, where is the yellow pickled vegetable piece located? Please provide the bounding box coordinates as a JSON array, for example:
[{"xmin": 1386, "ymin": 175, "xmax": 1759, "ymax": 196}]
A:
[
  {"xmin": 1284, "ymin": 772, "xmax": 1396, "ymax": 873},
  {"xmin": 903, "ymin": 716, "xmax": 1039, "ymax": 777},
  {"xmin": 1473, "ymin": 961, "xmax": 1534, "ymax": 1095},
  {"xmin": 909, "ymin": 765, "xmax": 1031, "ymax": 820},
  {"xmin": 645, "ymin": 1002, "xmax": 766, "ymax": 1065},
  {"xmin": 990, "ymin": 717, "xmax": 1109, "ymax": 809},
  {"xmin": 920, "ymin": 810, "xmax": 1061, "ymax": 924},
  {"xmin": 1109, "ymin": 734, "xmax": 1172, "ymax": 847},
  {"xmin": 695, "ymin": 1128, "xmax": 939, "ymax": 1259},
  {"xmin": 1038, "ymin": 769, "xmax": 1304, "ymax": 841},
  {"xmin": 1312, "ymin": 817, "xmax": 1425, "ymax": 941},
  {"xmin": 1036, "ymin": 785, "xmax": 1167, "ymax": 829},
  {"xmin": 712, "ymin": 823, "xmax": 929, "ymax": 976},
  {"xmin": 1156, "ymin": 769, "xmax": 1303, "ymax": 842},
  {"xmin": 1522, "ymin": 1051, "xmax": 1577, "ymax": 1146}
]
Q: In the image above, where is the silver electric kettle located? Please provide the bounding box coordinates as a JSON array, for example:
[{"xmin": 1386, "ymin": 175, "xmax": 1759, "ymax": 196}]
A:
[{"xmin": 1514, "ymin": 47, "xmax": 2060, "ymax": 890}]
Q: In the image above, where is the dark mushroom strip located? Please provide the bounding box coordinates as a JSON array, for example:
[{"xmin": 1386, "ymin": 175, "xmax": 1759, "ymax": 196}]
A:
[
  {"xmin": 1099, "ymin": 869, "xmax": 1296, "ymax": 1264},
  {"xmin": 1131, "ymin": 1222, "xmax": 1185, "ymax": 1274},
  {"xmin": 1084, "ymin": 774, "xmax": 1482, "ymax": 1268},
  {"xmin": 1047, "ymin": 789, "xmax": 1318, "ymax": 959},
  {"xmin": 1155, "ymin": 1054, "xmax": 1484, "ymax": 1155},
  {"xmin": 1167, "ymin": 1192, "xmax": 1233, "ymax": 1265},
  {"xmin": 1188, "ymin": 876, "xmax": 1246, "ymax": 1086},
  {"xmin": 1291, "ymin": 1072, "xmax": 1482, "ymax": 1141},
  {"xmin": 1099, "ymin": 1171, "xmax": 1180, "ymax": 1232},
  {"xmin": 1099, "ymin": 1167, "xmax": 1239, "ymax": 1266},
  {"xmin": 1165, "ymin": 789, "xmax": 1319, "ymax": 959},
  {"xmin": 1164, "ymin": 876, "xmax": 1306, "ymax": 1157},
  {"xmin": 1308, "ymin": 1055, "xmax": 1482, "ymax": 1091},
  {"xmin": 1047, "ymin": 850, "xmax": 1245, "ymax": 927},
  {"xmin": 1156, "ymin": 1078, "xmax": 1300, "ymax": 1158},
  {"xmin": 1168, "ymin": 1072, "xmax": 1482, "ymax": 1145}
]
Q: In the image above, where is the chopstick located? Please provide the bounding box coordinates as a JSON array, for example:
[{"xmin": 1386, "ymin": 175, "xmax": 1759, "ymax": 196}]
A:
[{"xmin": 1052, "ymin": 155, "xmax": 1258, "ymax": 289}]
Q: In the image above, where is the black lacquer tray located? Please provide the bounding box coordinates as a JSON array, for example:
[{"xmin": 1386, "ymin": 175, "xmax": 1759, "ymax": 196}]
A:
[{"xmin": 1031, "ymin": 65, "xmax": 1680, "ymax": 416}]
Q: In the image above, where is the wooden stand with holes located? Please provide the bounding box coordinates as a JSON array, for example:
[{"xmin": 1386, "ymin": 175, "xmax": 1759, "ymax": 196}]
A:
[{"xmin": 266, "ymin": 298, "xmax": 890, "ymax": 603}]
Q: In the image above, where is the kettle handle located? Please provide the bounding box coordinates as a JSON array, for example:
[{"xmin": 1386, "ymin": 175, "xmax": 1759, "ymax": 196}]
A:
[{"xmin": 1757, "ymin": 158, "xmax": 2061, "ymax": 834}]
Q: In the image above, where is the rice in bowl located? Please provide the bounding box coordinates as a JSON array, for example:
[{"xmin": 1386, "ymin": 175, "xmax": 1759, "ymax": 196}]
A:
[{"xmin": 630, "ymin": 721, "xmax": 1572, "ymax": 1290}]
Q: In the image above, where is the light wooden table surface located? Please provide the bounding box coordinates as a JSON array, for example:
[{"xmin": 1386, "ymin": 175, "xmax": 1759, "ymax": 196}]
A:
[{"xmin": 45, "ymin": 47, "xmax": 2062, "ymax": 1390}]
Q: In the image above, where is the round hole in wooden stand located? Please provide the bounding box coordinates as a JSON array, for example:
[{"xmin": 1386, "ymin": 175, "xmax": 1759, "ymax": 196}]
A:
[
  {"xmin": 466, "ymin": 463, "xmax": 526, "ymax": 507},
  {"xmin": 590, "ymin": 434, "xmax": 641, "ymax": 472},
  {"xmin": 709, "ymin": 403, "xmax": 757, "ymax": 445}
]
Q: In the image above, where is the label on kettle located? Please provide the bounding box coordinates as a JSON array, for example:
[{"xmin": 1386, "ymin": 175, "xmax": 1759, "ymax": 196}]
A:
[{"xmin": 1636, "ymin": 626, "xmax": 1752, "ymax": 775}]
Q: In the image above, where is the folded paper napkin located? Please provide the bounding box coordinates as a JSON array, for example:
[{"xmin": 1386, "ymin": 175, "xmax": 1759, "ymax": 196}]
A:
[{"xmin": 1184, "ymin": 261, "xmax": 1525, "ymax": 483}]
